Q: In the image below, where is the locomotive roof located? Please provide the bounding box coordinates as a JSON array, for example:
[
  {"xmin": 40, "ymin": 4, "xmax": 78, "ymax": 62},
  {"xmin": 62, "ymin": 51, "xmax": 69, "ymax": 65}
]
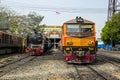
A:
[{"xmin": 64, "ymin": 19, "xmax": 95, "ymax": 24}]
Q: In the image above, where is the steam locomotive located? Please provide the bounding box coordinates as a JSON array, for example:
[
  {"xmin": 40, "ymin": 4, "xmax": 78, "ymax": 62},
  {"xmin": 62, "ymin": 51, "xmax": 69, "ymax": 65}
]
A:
[{"xmin": 25, "ymin": 30, "xmax": 51, "ymax": 55}]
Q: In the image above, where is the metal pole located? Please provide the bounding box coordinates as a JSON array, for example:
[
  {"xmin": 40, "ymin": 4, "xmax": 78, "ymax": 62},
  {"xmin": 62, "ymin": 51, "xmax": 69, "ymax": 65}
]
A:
[
  {"xmin": 54, "ymin": 38, "xmax": 55, "ymax": 49},
  {"xmin": 107, "ymin": 0, "xmax": 120, "ymax": 21}
]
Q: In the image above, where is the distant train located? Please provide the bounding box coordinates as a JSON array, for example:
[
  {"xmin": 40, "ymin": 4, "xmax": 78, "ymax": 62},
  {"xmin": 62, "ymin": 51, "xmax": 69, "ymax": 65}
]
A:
[
  {"xmin": 25, "ymin": 30, "xmax": 51, "ymax": 55},
  {"xmin": 59, "ymin": 17, "xmax": 97, "ymax": 63},
  {"xmin": 0, "ymin": 31, "xmax": 25, "ymax": 54}
]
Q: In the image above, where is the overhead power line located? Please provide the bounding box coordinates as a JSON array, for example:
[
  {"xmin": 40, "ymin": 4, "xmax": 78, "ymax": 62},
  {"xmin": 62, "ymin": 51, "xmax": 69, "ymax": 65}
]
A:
[{"xmin": 9, "ymin": 6, "xmax": 107, "ymax": 14}]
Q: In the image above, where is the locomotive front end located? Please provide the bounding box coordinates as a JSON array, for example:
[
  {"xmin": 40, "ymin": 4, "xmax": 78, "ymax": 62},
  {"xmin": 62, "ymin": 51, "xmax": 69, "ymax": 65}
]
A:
[
  {"xmin": 25, "ymin": 32, "xmax": 44, "ymax": 55},
  {"xmin": 62, "ymin": 17, "xmax": 97, "ymax": 63}
]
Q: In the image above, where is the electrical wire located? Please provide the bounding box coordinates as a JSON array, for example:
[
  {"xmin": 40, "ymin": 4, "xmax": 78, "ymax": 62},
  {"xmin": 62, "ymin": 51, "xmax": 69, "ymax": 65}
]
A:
[
  {"xmin": 7, "ymin": 6, "xmax": 107, "ymax": 14},
  {"xmin": 1, "ymin": 0, "xmax": 108, "ymax": 14}
]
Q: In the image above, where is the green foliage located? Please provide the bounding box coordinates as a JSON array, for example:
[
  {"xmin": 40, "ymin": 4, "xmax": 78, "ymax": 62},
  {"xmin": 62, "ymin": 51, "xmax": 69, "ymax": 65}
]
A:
[
  {"xmin": 0, "ymin": 7, "xmax": 10, "ymax": 30},
  {"xmin": 28, "ymin": 12, "xmax": 44, "ymax": 26},
  {"xmin": 101, "ymin": 22, "xmax": 111, "ymax": 44},
  {"xmin": 36, "ymin": 24, "xmax": 46, "ymax": 34},
  {"xmin": 0, "ymin": 7, "xmax": 44, "ymax": 38},
  {"xmin": 101, "ymin": 13, "xmax": 120, "ymax": 45}
]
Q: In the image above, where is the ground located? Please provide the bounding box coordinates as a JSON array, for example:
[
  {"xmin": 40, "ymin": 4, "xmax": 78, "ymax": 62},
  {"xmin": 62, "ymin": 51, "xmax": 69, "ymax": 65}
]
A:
[{"xmin": 0, "ymin": 49, "xmax": 120, "ymax": 80}]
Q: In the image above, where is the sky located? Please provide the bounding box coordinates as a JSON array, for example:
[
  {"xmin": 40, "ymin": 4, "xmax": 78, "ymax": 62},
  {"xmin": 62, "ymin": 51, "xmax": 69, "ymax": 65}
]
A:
[{"xmin": 1, "ymin": 0, "xmax": 109, "ymax": 38}]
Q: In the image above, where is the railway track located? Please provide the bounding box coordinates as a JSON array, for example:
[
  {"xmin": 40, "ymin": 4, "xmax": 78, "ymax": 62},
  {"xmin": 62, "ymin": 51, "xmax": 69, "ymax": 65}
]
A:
[
  {"xmin": 62, "ymin": 49, "xmax": 120, "ymax": 80},
  {"xmin": 0, "ymin": 53, "xmax": 15, "ymax": 59},
  {"xmin": 73, "ymin": 65, "xmax": 83, "ymax": 80},
  {"xmin": 0, "ymin": 49, "xmax": 51, "ymax": 77},
  {"xmin": 87, "ymin": 64, "xmax": 119, "ymax": 80},
  {"xmin": 72, "ymin": 54, "xmax": 120, "ymax": 80},
  {"xmin": 87, "ymin": 55, "xmax": 120, "ymax": 80},
  {"xmin": 73, "ymin": 64, "xmax": 119, "ymax": 80},
  {"xmin": 72, "ymin": 64, "xmax": 107, "ymax": 80},
  {"xmin": 98, "ymin": 54, "xmax": 120, "ymax": 63},
  {"xmin": 0, "ymin": 50, "xmax": 120, "ymax": 79},
  {"xmin": 0, "ymin": 55, "xmax": 38, "ymax": 77},
  {"xmin": 87, "ymin": 65, "xmax": 107, "ymax": 80},
  {"xmin": 97, "ymin": 54, "xmax": 120, "ymax": 67},
  {"xmin": 0, "ymin": 55, "xmax": 29, "ymax": 68}
]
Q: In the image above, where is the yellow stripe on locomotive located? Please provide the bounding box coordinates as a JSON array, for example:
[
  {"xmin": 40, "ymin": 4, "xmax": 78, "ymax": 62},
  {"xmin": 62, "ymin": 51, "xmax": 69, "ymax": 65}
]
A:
[{"xmin": 64, "ymin": 37, "xmax": 95, "ymax": 46}]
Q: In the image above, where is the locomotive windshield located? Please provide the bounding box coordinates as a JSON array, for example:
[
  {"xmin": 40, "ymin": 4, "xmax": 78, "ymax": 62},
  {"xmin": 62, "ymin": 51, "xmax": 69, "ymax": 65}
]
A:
[
  {"xmin": 67, "ymin": 24, "xmax": 79, "ymax": 32},
  {"xmin": 66, "ymin": 24, "xmax": 94, "ymax": 37},
  {"xmin": 81, "ymin": 25, "xmax": 93, "ymax": 32}
]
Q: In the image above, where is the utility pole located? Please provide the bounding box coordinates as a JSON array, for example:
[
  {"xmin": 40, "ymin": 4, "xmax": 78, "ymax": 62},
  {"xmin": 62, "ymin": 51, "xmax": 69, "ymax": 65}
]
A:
[
  {"xmin": 107, "ymin": 0, "xmax": 120, "ymax": 21},
  {"xmin": 107, "ymin": 0, "xmax": 120, "ymax": 47}
]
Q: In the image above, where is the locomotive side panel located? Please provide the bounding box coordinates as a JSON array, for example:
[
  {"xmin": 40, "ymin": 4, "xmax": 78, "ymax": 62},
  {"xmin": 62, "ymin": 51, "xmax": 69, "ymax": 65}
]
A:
[{"xmin": 0, "ymin": 31, "xmax": 25, "ymax": 54}]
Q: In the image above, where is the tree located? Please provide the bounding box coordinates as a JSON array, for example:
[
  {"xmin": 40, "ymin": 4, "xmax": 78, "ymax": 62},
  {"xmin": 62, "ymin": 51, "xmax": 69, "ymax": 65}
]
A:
[
  {"xmin": 0, "ymin": 7, "xmax": 18, "ymax": 33},
  {"xmin": 0, "ymin": 7, "xmax": 44, "ymax": 38},
  {"xmin": 36, "ymin": 24, "xmax": 46, "ymax": 34},
  {"xmin": 0, "ymin": 7, "xmax": 10, "ymax": 30},
  {"xmin": 101, "ymin": 12, "xmax": 120, "ymax": 46},
  {"xmin": 8, "ymin": 12, "xmax": 44, "ymax": 38},
  {"xmin": 101, "ymin": 22, "xmax": 111, "ymax": 44},
  {"xmin": 28, "ymin": 12, "xmax": 44, "ymax": 27}
]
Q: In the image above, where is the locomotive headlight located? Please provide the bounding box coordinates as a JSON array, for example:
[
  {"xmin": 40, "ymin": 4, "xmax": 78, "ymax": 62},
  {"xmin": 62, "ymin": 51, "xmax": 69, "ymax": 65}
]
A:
[
  {"xmin": 67, "ymin": 41, "xmax": 73, "ymax": 45},
  {"xmin": 88, "ymin": 41, "xmax": 94, "ymax": 45},
  {"xmin": 89, "ymin": 47, "xmax": 94, "ymax": 50},
  {"xmin": 66, "ymin": 47, "xmax": 70, "ymax": 50}
]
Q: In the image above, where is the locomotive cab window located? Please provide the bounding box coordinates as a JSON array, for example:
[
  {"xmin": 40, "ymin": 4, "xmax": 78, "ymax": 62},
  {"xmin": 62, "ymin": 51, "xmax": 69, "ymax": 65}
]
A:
[
  {"xmin": 81, "ymin": 25, "xmax": 93, "ymax": 32},
  {"xmin": 66, "ymin": 24, "xmax": 94, "ymax": 37},
  {"xmin": 67, "ymin": 24, "xmax": 80, "ymax": 32},
  {"xmin": 66, "ymin": 24, "xmax": 80, "ymax": 36}
]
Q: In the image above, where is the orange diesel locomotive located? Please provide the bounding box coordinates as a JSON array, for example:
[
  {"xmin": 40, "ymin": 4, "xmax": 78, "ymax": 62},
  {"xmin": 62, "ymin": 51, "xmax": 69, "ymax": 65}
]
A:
[{"xmin": 60, "ymin": 17, "xmax": 97, "ymax": 63}]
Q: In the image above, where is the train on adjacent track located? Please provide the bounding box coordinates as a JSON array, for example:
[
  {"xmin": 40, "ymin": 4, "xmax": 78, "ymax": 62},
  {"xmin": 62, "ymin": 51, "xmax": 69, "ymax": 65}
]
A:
[
  {"xmin": 59, "ymin": 17, "xmax": 98, "ymax": 63},
  {"xmin": 25, "ymin": 30, "xmax": 52, "ymax": 55},
  {"xmin": 0, "ymin": 31, "xmax": 25, "ymax": 54},
  {"xmin": 0, "ymin": 29, "xmax": 52, "ymax": 55}
]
